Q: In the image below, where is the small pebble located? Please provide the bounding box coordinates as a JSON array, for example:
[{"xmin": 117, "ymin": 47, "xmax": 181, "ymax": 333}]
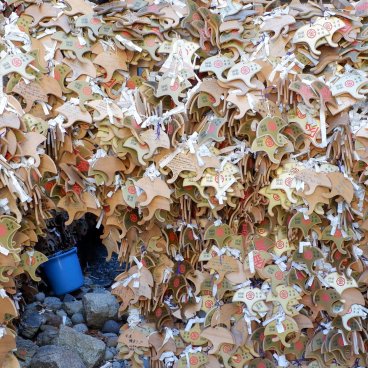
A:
[
  {"xmin": 73, "ymin": 323, "xmax": 88, "ymax": 334},
  {"xmin": 109, "ymin": 347, "xmax": 118, "ymax": 356},
  {"xmin": 19, "ymin": 312, "xmax": 44, "ymax": 339},
  {"xmin": 71, "ymin": 312, "xmax": 85, "ymax": 324},
  {"xmin": 44, "ymin": 312, "xmax": 62, "ymax": 327},
  {"xmin": 63, "ymin": 316, "xmax": 73, "ymax": 327},
  {"xmin": 63, "ymin": 300, "xmax": 83, "ymax": 316},
  {"xmin": 40, "ymin": 324, "xmax": 59, "ymax": 332},
  {"xmin": 92, "ymin": 287, "xmax": 108, "ymax": 294},
  {"xmin": 56, "ymin": 310, "xmax": 67, "ymax": 318},
  {"xmin": 103, "ymin": 333, "xmax": 118, "ymax": 347},
  {"xmin": 143, "ymin": 357, "xmax": 150, "ymax": 368},
  {"xmin": 43, "ymin": 297, "xmax": 62, "ymax": 311},
  {"xmin": 102, "ymin": 320, "xmax": 120, "ymax": 334},
  {"xmin": 36, "ymin": 326, "xmax": 59, "ymax": 346},
  {"xmin": 24, "ymin": 302, "xmax": 40, "ymax": 314},
  {"xmin": 116, "ymin": 361, "xmax": 129, "ymax": 368},
  {"xmin": 84, "ymin": 277, "xmax": 93, "ymax": 286},
  {"xmin": 34, "ymin": 292, "xmax": 45, "ymax": 302},
  {"xmin": 63, "ymin": 294, "xmax": 76, "ymax": 303},
  {"xmin": 104, "ymin": 348, "xmax": 115, "ymax": 361}
]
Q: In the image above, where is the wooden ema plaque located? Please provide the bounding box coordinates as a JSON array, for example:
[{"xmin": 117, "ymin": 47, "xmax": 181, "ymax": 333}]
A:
[{"xmin": 1, "ymin": 0, "xmax": 368, "ymax": 367}]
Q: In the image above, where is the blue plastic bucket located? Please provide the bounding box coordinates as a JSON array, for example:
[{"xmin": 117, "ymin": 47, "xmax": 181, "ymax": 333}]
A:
[{"xmin": 42, "ymin": 247, "xmax": 84, "ymax": 295}]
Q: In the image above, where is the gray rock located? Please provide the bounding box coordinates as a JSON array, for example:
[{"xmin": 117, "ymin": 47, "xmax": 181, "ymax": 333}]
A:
[
  {"xmin": 104, "ymin": 348, "xmax": 114, "ymax": 361},
  {"xmin": 24, "ymin": 302, "xmax": 40, "ymax": 314},
  {"xmin": 15, "ymin": 336, "xmax": 39, "ymax": 363},
  {"xmin": 78, "ymin": 286, "xmax": 91, "ymax": 296},
  {"xmin": 35, "ymin": 292, "xmax": 46, "ymax": 302},
  {"xmin": 30, "ymin": 345, "xmax": 86, "ymax": 368},
  {"xmin": 84, "ymin": 277, "xmax": 93, "ymax": 286},
  {"xmin": 44, "ymin": 312, "xmax": 62, "ymax": 327},
  {"xmin": 92, "ymin": 287, "xmax": 107, "ymax": 294},
  {"xmin": 109, "ymin": 347, "xmax": 118, "ymax": 356},
  {"xmin": 102, "ymin": 332, "xmax": 117, "ymax": 337},
  {"xmin": 58, "ymin": 325, "xmax": 106, "ymax": 368},
  {"xmin": 19, "ymin": 312, "xmax": 44, "ymax": 339},
  {"xmin": 72, "ymin": 293, "xmax": 84, "ymax": 301},
  {"xmin": 63, "ymin": 300, "xmax": 83, "ymax": 316},
  {"xmin": 82, "ymin": 293, "xmax": 118, "ymax": 328},
  {"xmin": 36, "ymin": 327, "xmax": 59, "ymax": 346},
  {"xmin": 103, "ymin": 333, "xmax": 118, "ymax": 347},
  {"xmin": 62, "ymin": 316, "xmax": 73, "ymax": 327},
  {"xmin": 56, "ymin": 310, "xmax": 67, "ymax": 318},
  {"xmin": 102, "ymin": 320, "xmax": 120, "ymax": 334},
  {"xmin": 44, "ymin": 297, "xmax": 62, "ymax": 311},
  {"xmin": 73, "ymin": 323, "xmax": 88, "ymax": 334},
  {"xmin": 46, "ymin": 312, "xmax": 72, "ymax": 327},
  {"xmin": 40, "ymin": 324, "xmax": 58, "ymax": 332},
  {"xmin": 71, "ymin": 312, "xmax": 85, "ymax": 324},
  {"xmin": 63, "ymin": 294, "xmax": 76, "ymax": 303},
  {"xmin": 106, "ymin": 338, "xmax": 118, "ymax": 348}
]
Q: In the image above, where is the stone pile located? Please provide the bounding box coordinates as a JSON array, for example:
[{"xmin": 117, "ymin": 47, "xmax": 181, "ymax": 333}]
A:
[{"xmin": 15, "ymin": 279, "xmax": 124, "ymax": 368}]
